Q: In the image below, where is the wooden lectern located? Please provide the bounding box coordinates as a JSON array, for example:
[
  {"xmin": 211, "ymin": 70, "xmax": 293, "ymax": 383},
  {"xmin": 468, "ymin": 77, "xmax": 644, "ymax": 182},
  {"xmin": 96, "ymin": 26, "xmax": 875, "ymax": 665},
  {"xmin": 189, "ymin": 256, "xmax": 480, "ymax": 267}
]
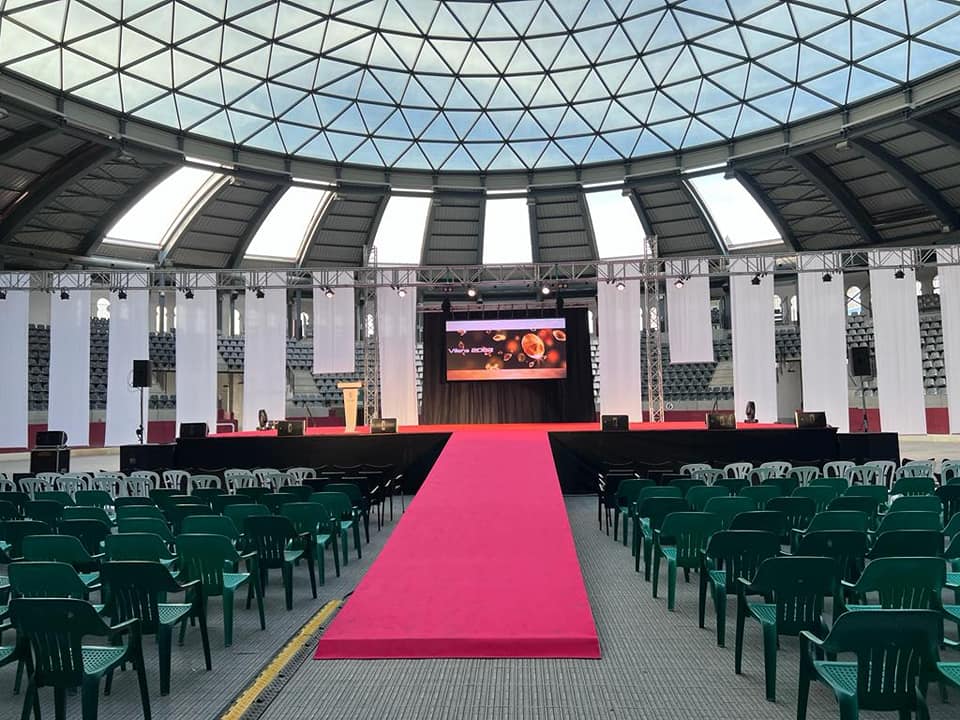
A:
[{"xmin": 337, "ymin": 381, "xmax": 363, "ymax": 433}]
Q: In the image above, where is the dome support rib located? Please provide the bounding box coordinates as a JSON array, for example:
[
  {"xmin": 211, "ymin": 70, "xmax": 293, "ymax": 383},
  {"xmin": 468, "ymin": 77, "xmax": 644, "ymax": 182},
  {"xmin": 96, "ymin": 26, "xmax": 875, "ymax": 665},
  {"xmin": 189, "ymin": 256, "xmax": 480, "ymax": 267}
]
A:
[
  {"xmin": 732, "ymin": 168, "xmax": 800, "ymax": 251},
  {"xmin": 228, "ymin": 184, "xmax": 287, "ymax": 268},
  {"xmin": 789, "ymin": 152, "xmax": 882, "ymax": 246},
  {"xmin": 0, "ymin": 124, "xmax": 59, "ymax": 165},
  {"xmin": 849, "ymin": 137, "xmax": 960, "ymax": 232}
]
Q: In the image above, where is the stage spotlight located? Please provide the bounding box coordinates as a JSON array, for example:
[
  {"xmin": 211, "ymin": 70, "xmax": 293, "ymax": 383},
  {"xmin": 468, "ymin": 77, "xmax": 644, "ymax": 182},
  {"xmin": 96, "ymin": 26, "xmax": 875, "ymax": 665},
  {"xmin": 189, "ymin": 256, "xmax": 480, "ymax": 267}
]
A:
[
  {"xmin": 60, "ymin": 289, "xmax": 70, "ymax": 300},
  {"xmin": 751, "ymin": 274, "xmax": 761, "ymax": 286},
  {"xmin": 255, "ymin": 287, "xmax": 265, "ymax": 299},
  {"xmin": 440, "ymin": 298, "xmax": 451, "ymax": 315},
  {"xmin": 184, "ymin": 288, "xmax": 194, "ymax": 300},
  {"xmin": 615, "ymin": 281, "xmax": 625, "ymax": 291},
  {"xmin": 324, "ymin": 287, "xmax": 335, "ymax": 298},
  {"xmin": 0, "ymin": 289, "xmax": 6, "ymax": 300},
  {"xmin": 894, "ymin": 268, "xmax": 905, "ymax": 279},
  {"xmin": 540, "ymin": 284, "xmax": 551, "ymax": 296},
  {"xmin": 822, "ymin": 272, "xmax": 832, "ymax": 283},
  {"xmin": 397, "ymin": 287, "xmax": 407, "ymax": 298},
  {"xmin": 674, "ymin": 277, "xmax": 685, "ymax": 289},
  {"xmin": 466, "ymin": 285, "xmax": 477, "ymax": 298}
]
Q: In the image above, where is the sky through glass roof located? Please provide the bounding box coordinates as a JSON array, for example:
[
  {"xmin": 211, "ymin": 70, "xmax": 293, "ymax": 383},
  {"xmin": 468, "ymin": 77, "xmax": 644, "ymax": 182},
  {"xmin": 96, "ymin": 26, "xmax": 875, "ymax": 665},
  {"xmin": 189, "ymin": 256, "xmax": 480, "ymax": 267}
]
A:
[
  {"xmin": 687, "ymin": 173, "xmax": 782, "ymax": 249},
  {"xmin": 371, "ymin": 194, "xmax": 432, "ymax": 264},
  {"xmin": 585, "ymin": 189, "xmax": 649, "ymax": 258},
  {"xmin": 244, "ymin": 185, "xmax": 332, "ymax": 260},
  {"xmin": 1, "ymin": 1, "xmax": 959, "ymax": 175}
]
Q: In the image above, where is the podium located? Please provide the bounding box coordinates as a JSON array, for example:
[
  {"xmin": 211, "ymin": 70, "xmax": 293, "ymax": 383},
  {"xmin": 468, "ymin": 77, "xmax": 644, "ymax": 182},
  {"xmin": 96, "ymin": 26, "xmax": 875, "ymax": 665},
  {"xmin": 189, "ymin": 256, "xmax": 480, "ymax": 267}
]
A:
[{"xmin": 337, "ymin": 381, "xmax": 363, "ymax": 433}]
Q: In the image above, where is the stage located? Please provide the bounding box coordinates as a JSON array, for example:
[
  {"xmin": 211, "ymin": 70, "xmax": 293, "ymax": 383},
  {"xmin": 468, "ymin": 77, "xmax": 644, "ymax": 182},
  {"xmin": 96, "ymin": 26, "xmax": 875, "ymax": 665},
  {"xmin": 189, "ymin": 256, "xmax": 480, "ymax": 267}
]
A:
[{"xmin": 121, "ymin": 422, "xmax": 901, "ymax": 494}]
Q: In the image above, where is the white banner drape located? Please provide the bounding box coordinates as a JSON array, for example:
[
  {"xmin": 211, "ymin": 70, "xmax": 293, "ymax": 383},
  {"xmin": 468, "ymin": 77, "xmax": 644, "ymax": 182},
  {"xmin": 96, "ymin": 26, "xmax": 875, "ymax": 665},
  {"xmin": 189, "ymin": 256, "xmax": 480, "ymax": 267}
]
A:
[
  {"xmin": 313, "ymin": 271, "xmax": 355, "ymax": 374},
  {"xmin": 870, "ymin": 252, "xmax": 926, "ymax": 434},
  {"xmin": 798, "ymin": 259, "xmax": 849, "ymax": 432},
  {"xmin": 665, "ymin": 259, "xmax": 714, "ymax": 363},
  {"xmin": 242, "ymin": 273, "xmax": 287, "ymax": 431},
  {"xmin": 105, "ymin": 274, "xmax": 150, "ymax": 446},
  {"xmin": 939, "ymin": 259, "xmax": 960, "ymax": 433},
  {"xmin": 0, "ymin": 275, "xmax": 29, "ymax": 448},
  {"xmin": 730, "ymin": 259, "xmax": 777, "ymax": 423},
  {"xmin": 376, "ymin": 284, "xmax": 419, "ymax": 426},
  {"xmin": 176, "ymin": 272, "xmax": 218, "ymax": 435},
  {"xmin": 597, "ymin": 279, "xmax": 644, "ymax": 420},
  {"xmin": 49, "ymin": 273, "xmax": 91, "ymax": 446}
]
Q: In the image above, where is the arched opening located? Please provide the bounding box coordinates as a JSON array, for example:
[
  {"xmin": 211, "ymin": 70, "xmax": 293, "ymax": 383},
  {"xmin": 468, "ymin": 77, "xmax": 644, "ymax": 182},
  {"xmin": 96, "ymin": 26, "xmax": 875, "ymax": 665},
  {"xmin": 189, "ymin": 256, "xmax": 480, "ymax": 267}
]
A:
[
  {"xmin": 846, "ymin": 286, "xmax": 863, "ymax": 316},
  {"xmin": 95, "ymin": 298, "xmax": 110, "ymax": 320}
]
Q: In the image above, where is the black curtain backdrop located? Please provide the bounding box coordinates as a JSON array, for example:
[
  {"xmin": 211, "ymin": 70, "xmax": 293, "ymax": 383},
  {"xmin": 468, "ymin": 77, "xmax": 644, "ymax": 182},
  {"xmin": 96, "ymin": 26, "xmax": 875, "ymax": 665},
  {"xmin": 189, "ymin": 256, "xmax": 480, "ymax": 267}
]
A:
[{"xmin": 420, "ymin": 307, "xmax": 595, "ymax": 424}]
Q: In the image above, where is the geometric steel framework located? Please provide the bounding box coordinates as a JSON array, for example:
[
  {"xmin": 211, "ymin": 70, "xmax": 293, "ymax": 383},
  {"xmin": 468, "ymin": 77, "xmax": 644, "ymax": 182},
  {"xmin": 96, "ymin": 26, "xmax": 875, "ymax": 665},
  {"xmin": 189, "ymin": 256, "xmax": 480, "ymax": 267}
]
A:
[{"xmin": 1, "ymin": 1, "xmax": 959, "ymax": 176}]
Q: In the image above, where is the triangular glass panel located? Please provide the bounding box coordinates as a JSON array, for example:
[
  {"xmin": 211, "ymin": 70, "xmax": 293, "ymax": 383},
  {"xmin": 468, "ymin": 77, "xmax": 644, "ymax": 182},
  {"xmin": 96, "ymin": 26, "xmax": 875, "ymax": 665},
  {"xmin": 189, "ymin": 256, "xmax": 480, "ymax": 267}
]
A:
[
  {"xmin": 357, "ymin": 102, "xmax": 394, "ymax": 132},
  {"xmin": 909, "ymin": 2, "xmax": 960, "ymax": 34},
  {"xmin": 246, "ymin": 123, "xmax": 285, "ymax": 153},
  {"xmin": 847, "ymin": 67, "xmax": 896, "ymax": 101},
  {"xmin": 382, "ymin": 33, "xmax": 423, "ymax": 68},
  {"xmin": 222, "ymin": 67, "xmax": 261, "ymax": 103},
  {"xmin": 487, "ymin": 109, "xmax": 522, "ymax": 137},
  {"xmin": 711, "ymin": 63, "xmax": 749, "ymax": 98},
  {"xmin": 227, "ymin": 109, "xmax": 269, "ymax": 141},
  {"xmin": 419, "ymin": 141, "xmax": 457, "ymax": 168},
  {"xmin": 860, "ymin": 42, "xmax": 907, "ymax": 81},
  {"xmin": 334, "ymin": 34, "xmax": 375, "ymax": 64},
  {"xmin": 373, "ymin": 138, "xmax": 412, "ymax": 166},
  {"xmin": 583, "ymin": 136, "xmax": 621, "ymax": 164},
  {"xmin": 465, "ymin": 113, "xmax": 501, "ymax": 142},
  {"xmin": 487, "ymin": 80, "xmax": 521, "ymax": 110},
  {"xmin": 525, "ymin": 35, "xmax": 565, "ymax": 70},
  {"xmin": 315, "ymin": 94, "xmax": 351, "ymax": 125},
  {"xmin": 461, "ymin": 75, "xmax": 498, "ymax": 106},
  {"xmin": 275, "ymin": 3, "xmax": 324, "ymax": 38},
  {"xmin": 556, "ymin": 107, "xmax": 593, "ymax": 136},
  {"xmin": 277, "ymin": 123, "xmax": 318, "ymax": 154},
  {"xmin": 401, "ymin": 77, "xmax": 435, "ymax": 107},
  {"xmin": 791, "ymin": 4, "xmax": 843, "ymax": 37},
  {"xmin": 537, "ymin": 140, "xmax": 575, "ymax": 168},
  {"xmin": 267, "ymin": 83, "xmax": 307, "ymax": 116},
  {"xmin": 358, "ymin": 70, "xmax": 391, "ymax": 103},
  {"xmin": 421, "ymin": 113, "xmax": 461, "ymax": 141},
  {"xmin": 574, "ymin": 99, "xmax": 611, "ymax": 130},
  {"xmin": 478, "ymin": 6, "xmax": 516, "ymax": 38},
  {"xmin": 851, "ymin": 20, "xmax": 901, "ymax": 60},
  {"xmin": 646, "ymin": 11, "xmax": 684, "ymax": 52},
  {"xmin": 415, "ymin": 41, "xmax": 452, "ymax": 74},
  {"xmin": 619, "ymin": 91, "xmax": 655, "ymax": 123},
  {"xmin": 119, "ymin": 72, "xmax": 167, "ymax": 111},
  {"xmin": 575, "ymin": 70, "xmax": 611, "ymax": 102},
  {"xmin": 447, "ymin": 79, "xmax": 483, "ymax": 109},
  {"xmin": 648, "ymin": 92, "xmax": 686, "ymax": 123},
  {"xmin": 643, "ymin": 46, "xmax": 682, "ymax": 85},
  {"xmin": 552, "ymin": 35, "xmax": 589, "ymax": 70},
  {"xmin": 481, "ymin": 40, "xmax": 519, "ymax": 73},
  {"xmin": 803, "ymin": 66, "xmax": 850, "ymax": 101},
  {"xmin": 601, "ymin": 101, "xmax": 640, "ymax": 131},
  {"xmin": 621, "ymin": 11, "xmax": 664, "ymax": 54},
  {"xmin": 325, "ymin": 130, "xmax": 364, "ymax": 161},
  {"xmin": 860, "ymin": 0, "xmax": 907, "ymax": 34},
  {"xmin": 531, "ymin": 77, "xmax": 566, "ymax": 107},
  {"xmin": 697, "ymin": 105, "xmax": 740, "ymax": 137},
  {"xmin": 73, "ymin": 72, "xmax": 122, "ymax": 109},
  {"xmin": 328, "ymin": 104, "xmax": 365, "ymax": 132},
  {"xmin": 463, "ymin": 140, "xmax": 499, "ymax": 169},
  {"xmin": 601, "ymin": 128, "xmax": 639, "ymax": 156},
  {"xmin": 282, "ymin": 94, "xmax": 320, "ymax": 126},
  {"xmin": 345, "ymin": 138, "xmax": 383, "ymax": 166},
  {"xmin": 431, "ymin": 39, "xmax": 470, "ymax": 71},
  {"xmin": 462, "ymin": 43, "xmax": 496, "ymax": 74},
  {"xmin": 734, "ymin": 105, "xmax": 775, "ymax": 135},
  {"xmin": 377, "ymin": 110, "xmax": 413, "ymax": 139},
  {"xmin": 120, "ymin": 27, "xmax": 166, "ymax": 67},
  {"xmin": 176, "ymin": 93, "xmax": 221, "ymax": 127},
  {"xmin": 64, "ymin": 2, "xmax": 115, "ymax": 41},
  {"xmin": 797, "ymin": 44, "xmax": 845, "ymax": 81},
  {"xmin": 575, "ymin": 25, "xmax": 615, "ymax": 61},
  {"xmin": 128, "ymin": 3, "xmax": 173, "ymax": 43},
  {"xmin": 505, "ymin": 42, "xmax": 543, "ymax": 73},
  {"xmin": 597, "ymin": 58, "xmax": 637, "ymax": 94},
  {"xmin": 127, "ymin": 50, "xmax": 173, "ymax": 87},
  {"xmin": 298, "ymin": 132, "xmax": 336, "ymax": 161},
  {"xmin": 395, "ymin": 143, "xmax": 433, "ymax": 170},
  {"xmin": 9, "ymin": 0, "xmax": 68, "ymax": 41},
  {"xmin": 0, "ymin": 20, "xmax": 54, "ymax": 65},
  {"xmin": 749, "ymin": 88, "xmax": 794, "ymax": 122},
  {"xmin": 746, "ymin": 64, "xmax": 789, "ymax": 98},
  {"xmin": 648, "ymin": 117, "xmax": 688, "ymax": 148},
  {"xmin": 697, "ymin": 26, "xmax": 747, "ymax": 58},
  {"xmin": 789, "ymin": 87, "xmax": 838, "ymax": 121},
  {"xmin": 369, "ymin": 33, "xmax": 407, "ymax": 71},
  {"xmin": 552, "ymin": 68, "xmax": 589, "ymax": 101},
  {"xmin": 173, "ymin": 2, "xmax": 217, "ymax": 42},
  {"xmin": 527, "ymin": 2, "xmax": 566, "ymax": 35},
  {"xmin": 190, "ymin": 109, "xmax": 234, "ymax": 142},
  {"xmin": 497, "ymin": 0, "xmax": 540, "ymax": 34},
  {"xmin": 663, "ymin": 78, "xmax": 701, "ymax": 112},
  {"xmin": 322, "ymin": 20, "xmax": 367, "ymax": 51},
  {"xmin": 487, "ymin": 145, "xmax": 526, "ymax": 171},
  {"xmin": 232, "ymin": 84, "xmax": 273, "ymax": 115},
  {"xmin": 695, "ymin": 80, "xmax": 738, "ymax": 112},
  {"xmin": 510, "ymin": 111, "xmax": 549, "ymax": 140},
  {"xmin": 401, "ymin": 108, "xmax": 437, "ymax": 136},
  {"xmin": 556, "ymin": 135, "xmax": 594, "ymax": 164},
  {"xmin": 673, "ymin": 8, "xmax": 728, "ymax": 39},
  {"xmin": 637, "ymin": 127, "xmax": 676, "ymax": 154},
  {"xmin": 909, "ymin": 40, "xmax": 960, "ymax": 81},
  {"xmin": 808, "ymin": 21, "xmax": 851, "ymax": 59},
  {"xmin": 135, "ymin": 93, "xmax": 181, "ymax": 128},
  {"xmin": 173, "ymin": 50, "xmax": 215, "ymax": 89},
  {"xmin": 230, "ymin": 4, "xmax": 277, "ymax": 39},
  {"xmin": 504, "ymin": 74, "xmax": 543, "ymax": 105},
  {"xmin": 443, "ymin": 144, "xmax": 481, "ymax": 171}
]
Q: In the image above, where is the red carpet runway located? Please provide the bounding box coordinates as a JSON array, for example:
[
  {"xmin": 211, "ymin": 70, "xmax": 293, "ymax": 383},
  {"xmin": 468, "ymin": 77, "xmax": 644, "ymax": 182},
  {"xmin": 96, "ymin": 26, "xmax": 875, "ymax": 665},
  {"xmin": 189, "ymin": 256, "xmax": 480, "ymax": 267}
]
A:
[{"xmin": 315, "ymin": 430, "xmax": 601, "ymax": 659}]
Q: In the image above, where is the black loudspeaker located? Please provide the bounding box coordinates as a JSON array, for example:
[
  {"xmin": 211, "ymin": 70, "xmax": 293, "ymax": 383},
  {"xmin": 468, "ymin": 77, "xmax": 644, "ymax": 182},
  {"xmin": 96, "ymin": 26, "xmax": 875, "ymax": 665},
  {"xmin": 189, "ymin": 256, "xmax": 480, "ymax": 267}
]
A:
[
  {"xmin": 178, "ymin": 422, "xmax": 208, "ymax": 439},
  {"xmin": 706, "ymin": 411, "xmax": 736, "ymax": 430},
  {"xmin": 30, "ymin": 448, "xmax": 70, "ymax": 473},
  {"xmin": 35, "ymin": 430, "xmax": 67, "ymax": 448},
  {"xmin": 276, "ymin": 420, "xmax": 305, "ymax": 437},
  {"xmin": 132, "ymin": 360, "xmax": 153, "ymax": 388},
  {"xmin": 601, "ymin": 414, "xmax": 629, "ymax": 432},
  {"xmin": 370, "ymin": 418, "xmax": 397, "ymax": 434},
  {"xmin": 850, "ymin": 346, "xmax": 872, "ymax": 377},
  {"xmin": 795, "ymin": 410, "xmax": 827, "ymax": 429}
]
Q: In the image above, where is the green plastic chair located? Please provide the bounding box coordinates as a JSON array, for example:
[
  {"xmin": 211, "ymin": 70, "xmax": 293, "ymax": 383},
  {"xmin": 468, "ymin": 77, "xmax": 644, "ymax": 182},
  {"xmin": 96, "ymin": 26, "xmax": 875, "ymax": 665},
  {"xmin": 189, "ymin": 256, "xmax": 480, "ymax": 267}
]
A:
[
  {"xmin": 118, "ymin": 517, "xmax": 175, "ymax": 545},
  {"xmin": 190, "ymin": 487, "xmax": 222, "ymax": 505},
  {"xmin": 798, "ymin": 609, "xmax": 941, "ymax": 720},
  {"xmin": 761, "ymin": 476, "xmax": 798, "ymax": 497},
  {"xmin": 795, "ymin": 530, "xmax": 869, "ymax": 584},
  {"xmin": 164, "ymin": 503, "xmax": 211, "ymax": 535},
  {"xmin": 0, "ymin": 499, "xmax": 17, "ymax": 521},
  {"xmin": 36, "ymin": 491, "xmax": 75, "ymax": 507},
  {"xmin": 890, "ymin": 476, "xmax": 936, "ymax": 497},
  {"xmin": 281, "ymin": 502, "xmax": 341, "ymax": 583},
  {"xmin": 116, "ymin": 504, "xmax": 165, "ymax": 522},
  {"xmin": 841, "ymin": 557, "xmax": 945, "ymax": 614},
  {"xmin": 58, "ymin": 519, "xmax": 111, "ymax": 556},
  {"xmin": 729, "ymin": 510, "xmax": 787, "ymax": 537},
  {"xmin": 735, "ymin": 556, "xmax": 840, "ymax": 701},
  {"xmin": 936, "ymin": 486, "xmax": 960, "ymax": 526},
  {"xmin": 699, "ymin": 530, "xmax": 780, "ymax": 647},
  {"xmin": 941, "ymin": 662, "xmax": 960, "ymax": 690},
  {"xmin": 105, "ymin": 533, "xmax": 178, "ymax": 569},
  {"xmin": 10, "ymin": 597, "xmax": 150, "ymax": 720},
  {"xmin": 633, "ymin": 496, "xmax": 688, "ymax": 578},
  {"xmin": 667, "ymin": 477, "xmax": 705, "ymax": 498},
  {"xmin": 9, "ymin": 561, "xmax": 96, "ymax": 602},
  {"xmin": 792, "ymin": 510, "xmax": 869, "ymax": 553},
  {"xmin": 148, "ymin": 488, "xmax": 179, "ymax": 507},
  {"xmin": 766, "ymin": 496, "xmax": 815, "ymax": 543},
  {"xmin": 794, "ymin": 485, "xmax": 841, "ymax": 513},
  {"xmin": 686, "ymin": 485, "xmax": 728, "ymax": 512},
  {"xmin": 62, "ymin": 505, "xmax": 113, "ymax": 526},
  {"xmin": 323, "ymin": 482, "xmax": 371, "ymax": 543},
  {"xmin": 309, "ymin": 492, "xmax": 361, "ymax": 562},
  {"xmin": 714, "ymin": 477, "xmax": 749, "ymax": 496},
  {"xmin": 885, "ymin": 495, "xmax": 941, "ymax": 514},
  {"xmin": 827, "ymin": 495, "xmax": 880, "ymax": 526},
  {"xmin": 0, "ymin": 491, "xmax": 30, "ymax": 517},
  {"xmin": 113, "ymin": 496, "xmax": 155, "ymax": 509},
  {"xmin": 175, "ymin": 533, "xmax": 263, "ymax": 646},
  {"xmin": 243, "ymin": 515, "xmax": 316, "ymax": 610},
  {"xmin": 181, "ymin": 515, "xmax": 241, "ymax": 544},
  {"xmin": 223, "ymin": 504, "xmax": 270, "ymax": 535},
  {"xmin": 652, "ymin": 512, "xmax": 722, "ymax": 611},
  {"xmin": 843, "ymin": 484, "xmax": 888, "ymax": 507},
  {"xmin": 789, "ymin": 466, "xmax": 820, "ymax": 486},
  {"xmin": 608, "ymin": 478, "xmax": 649, "ymax": 542},
  {"xmin": 260, "ymin": 492, "xmax": 298, "ymax": 515},
  {"xmin": 101, "ymin": 560, "xmax": 211, "ymax": 696},
  {"xmin": 212, "ymin": 493, "xmax": 253, "ymax": 514},
  {"xmin": 74, "ymin": 490, "xmax": 113, "ymax": 509},
  {"xmin": 0, "ymin": 519, "xmax": 51, "ymax": 560},
  {"xmin": 739, "ymin": 485, "xmax": 780, "ymax": 510},
  {"xmin": 24, "ymin": 500, "xmax": 63, "ymax": 527},
  {"xmin": 867, "ymin": 530, "xmax": 943, "ymax": 560},
  {"xmin": 703, "ymin": 495, "xmax": 755, "ymax": 530},
  {"xmin": 625, "ymin": 486, "xmax": 684, "ymax": 551},
  {"xmin": 22, "ymin": 535, "xmax": 101, "ymax": 588},
  {"xmin": 809, "ymin": 477, "xmax": 849, "ymax": 495},
  {"xmin": 872, "ymin": 511, "xmax": 942, "ymax": 535},
  {"xmin": 945, "ymin": 512, "xmax": 960, "ymax": 543}
]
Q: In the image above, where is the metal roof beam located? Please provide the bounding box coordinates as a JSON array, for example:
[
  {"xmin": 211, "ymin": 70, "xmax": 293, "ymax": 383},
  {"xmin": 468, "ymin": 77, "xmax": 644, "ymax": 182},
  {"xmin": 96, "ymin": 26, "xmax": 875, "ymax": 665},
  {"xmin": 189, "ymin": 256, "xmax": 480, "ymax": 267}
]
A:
[
  {"xmin": 0, "ymin": 142, "xmax": 113, "ymax": 246},
  {"xmin": 679, "ymin": 180, "xmax": 728, "ymax": 255},
  {"xmin": 731, "ymin": 168, "xmax": 800, "ymax": 251},
  {"xmin": 527, "ymin": 193, "xmax": 541, "ymax": 264},
  {"xmin": 909, "ymin": 110, "xmax": 960, "ymax": 149},
  {"xmin": 80, "ymin": 164, "xmax": 177, "ymax": 256},
  {"xmin": 418, "ymin": 194, "xmax": 439, "ymax": 266},
  {"xmin": 0, "ymin": 124, "xmax": 60, "ymax": 165},
  {"xmin": 849, "ymin": 137, "xmax": 960, "ymax": 232},
  {"xmin": 577, "ymin": 188, "xmax": 600, "ymax": 261},
  {"xmin": 228, "ymin": 183, "xmax": 286, "ymax": 268},
  {"xmin": 789, "ymin": 152, "xmax": 883, "ymax": 246}
]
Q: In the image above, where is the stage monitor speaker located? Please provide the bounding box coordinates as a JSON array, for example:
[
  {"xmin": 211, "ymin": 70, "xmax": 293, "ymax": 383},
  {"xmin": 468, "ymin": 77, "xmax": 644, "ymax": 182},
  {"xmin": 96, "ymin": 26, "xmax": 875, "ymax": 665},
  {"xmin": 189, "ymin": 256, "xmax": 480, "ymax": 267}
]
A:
[
  {"xmin": 178, "ymin": 422, "xmax": 208, "ymax": 439},
  {"xmin": 370, "ymin": 418, "xmax": 397, "ymax": 434},
  {"xmin": 276, "ymin": 420, "xmax": 305, "ymax": 437},
  {"xmin": 601, "ymin": 414, "xmax": 629, "ymax": 432},
  {"xmin": 132, "ymin": 360, "xmax": 153, "ymax": 388},
  {"xmin": 795, "ymin": 410, "xmax": 827, "ymax": 429},
  {"xmin": 706, "ymin": 411, "xmax": 736, "ymax": 430},
  {"xmin": 850, "ymin": 346, "xmax": 872, "ymax": 377},
  {"xmin": 35, "ymin": 430, "xmax": 67, "ymax": 448},
  {"xmin": 30, "ymin": 448, "xmax": 70, "ymax": 474}
]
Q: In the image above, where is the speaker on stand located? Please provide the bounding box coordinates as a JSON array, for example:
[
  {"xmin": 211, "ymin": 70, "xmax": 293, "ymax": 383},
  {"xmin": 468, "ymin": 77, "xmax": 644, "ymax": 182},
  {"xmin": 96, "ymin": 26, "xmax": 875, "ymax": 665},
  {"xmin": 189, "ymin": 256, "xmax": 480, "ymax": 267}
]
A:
[
  {"xmin": 849, "ymin": 347, "xmax": 873, "ymax": 432},
  {"xmin": 132, "ymin": 360, "xmax": 152, "ymax": 444}
]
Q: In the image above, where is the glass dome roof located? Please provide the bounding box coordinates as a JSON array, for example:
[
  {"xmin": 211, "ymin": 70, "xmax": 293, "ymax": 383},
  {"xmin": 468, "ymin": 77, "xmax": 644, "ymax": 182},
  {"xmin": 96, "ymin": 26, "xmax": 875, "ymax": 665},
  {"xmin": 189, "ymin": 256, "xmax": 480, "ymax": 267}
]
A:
[{"xmin": 2, "ymin": 0, "xmax": 960, "ymax": 174}]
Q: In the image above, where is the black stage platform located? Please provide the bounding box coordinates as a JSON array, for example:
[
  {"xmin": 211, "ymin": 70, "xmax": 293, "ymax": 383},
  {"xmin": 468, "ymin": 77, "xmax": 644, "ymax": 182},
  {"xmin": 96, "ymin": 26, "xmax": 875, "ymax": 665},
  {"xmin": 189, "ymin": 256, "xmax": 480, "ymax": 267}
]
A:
[{"xmin": 123, "ymin": 426, "xmax": 899, "ymax": 496}]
